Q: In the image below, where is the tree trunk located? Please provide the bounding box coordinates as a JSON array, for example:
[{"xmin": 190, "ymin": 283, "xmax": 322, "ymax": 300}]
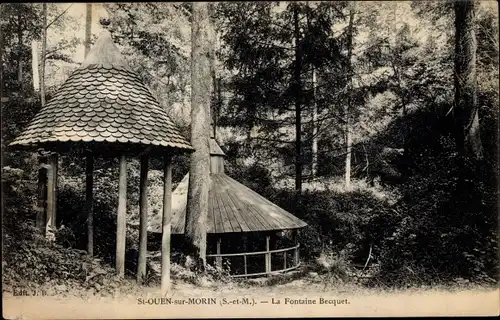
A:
[
  {"xmin": 293, "ymin": 4, "xmax": 303, "ymax": 197},
  {"xmin": 31, "ymin": 41, "xmax": 40, "ymax": 91},
  {"xmin": 185, "ymin": 2, "xmax": 212, "ymax": 269},
  {"xmin": 17, "ymin": 9, "xmax": 23, "ymax": 87},
  {"xmin": 345, "ymin": 114, "xmax": 352, "ymax": 190},
  {"xmin": 40, "ymin": 3, "xmax": 47, "ymax": 107},
  {"xmin": 0, "ymin": 5, "xmax": 3, "ymax": 98},
  {"xmin": 345, "ymin": 5, "xmax": 355, "ymax": 191},
  {"xmin": 312, "ymin": 67, "xmax": 318, "ymax": 178},
  {"xmin": 215, "ymin": 77, "xmax": 222, "ymax": 137},
  {"xmin": 454, "ymin": 0, "xmax": 482, "ymax": 160},
  {"xmin": 85, "ymin": 4, "xmax": 92, "ymax": 57},
  {"xmin": 209, "ymin": 15, "xmax": 219, "ymax": 136}
]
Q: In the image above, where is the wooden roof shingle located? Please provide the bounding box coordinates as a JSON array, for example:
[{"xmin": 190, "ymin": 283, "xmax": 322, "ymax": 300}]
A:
[
  {"xmin": 149, "ymin": 139, "xmax": 307, "ymax": 234},
  {"xmin": 149, "ymin": 172, "xmax": 308, "ymax": 234},
  {"xmin": 9, "ymin": 29, "xmax": 192, "ymax": 152}
]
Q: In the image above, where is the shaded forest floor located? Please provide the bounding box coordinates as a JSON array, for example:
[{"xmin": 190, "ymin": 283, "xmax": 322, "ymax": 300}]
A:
[
  {"xmin": 3, "ymin": 198, "xmax": 498, "ymax": 318},
  {"xmin": 3, "ymin": 241, "xmax": 495, "ymax": 302},
  {"xmin": 2, "ymin": 169, "xmax": 497, "ymax": 313},
  {"xmin": 3, "ymin": 262, "xmax": 496, "ymax": 301}
]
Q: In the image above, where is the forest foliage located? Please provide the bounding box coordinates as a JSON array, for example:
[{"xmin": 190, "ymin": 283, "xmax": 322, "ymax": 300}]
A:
[{"xmin": 1, "ymin": 1, "xmax": 499, "ymax": 288}]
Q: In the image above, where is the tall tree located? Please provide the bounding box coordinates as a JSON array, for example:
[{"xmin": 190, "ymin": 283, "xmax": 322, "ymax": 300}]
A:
[
  {"xmin": 216, "ymin": 2, "xmax": 349, "ymax": 182},
  {"xmin": 209, "ymin": 4, "xmax": 221, "ymax": 135},
  {"xmin": 311, "ymin": 66, "xmax": 318, "ymax": 178},
  {"xmin": 84, "ymin": 4, "xmax": 92, "ymax": 57},
  {"xmin": 185, "ymin": 2, "xmax": 212, "ymax": 268},
  {"xmin": 17, "ymin": 7, "xmax": 23, "ymax": 85},
  {"xmin": 0, "ymin": 4, "xmax": 3, "ymax": 100},
  {"xmin": 40, "ymin": 3, "xmax": 47, "ymax": 107},
  {"xmin": 344, "ymin": 4, "xmax": 355, "ymax": 190},
  {"xmin": 293, "ymin": 3, "xmax": 303, "ymax": 196},
  {"xmin": 454, "ymin": 0, "xmax": 483, "ymax": 160},
  {"xmin": 105, "ymin": 3, "xmax": 192, "ymax": 127}
]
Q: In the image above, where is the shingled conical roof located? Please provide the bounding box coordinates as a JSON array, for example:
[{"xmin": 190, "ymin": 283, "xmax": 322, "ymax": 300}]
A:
[
  {"xmin": 9, "ymin": 29, "xmax": 192, "ymax": 152},
  {"xmin": 148, "ymin": 139, "xmax": 307, "ymax": 234}
]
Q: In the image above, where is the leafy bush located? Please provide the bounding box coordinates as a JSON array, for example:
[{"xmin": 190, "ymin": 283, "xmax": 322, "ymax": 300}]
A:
[
  {"xmin": 226, "ymin": 161, "xmax": 274, "ymax": 195},
  {"xmin": 56, "ymin": 161, "xmax": 119, "ymax": 260},
  {"xmin": 224, "ymin": 162, "xmax": 398, "ymax": 270},
  {"xmin": 1, "ymin": 168, "xmax": 139, "ymax": 296},
  {"xmin": 373, "ymin": 109, "xmax": 499, "ymax": 286}
]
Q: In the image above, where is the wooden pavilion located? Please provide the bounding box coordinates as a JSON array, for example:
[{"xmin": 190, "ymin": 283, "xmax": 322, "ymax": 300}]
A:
[
  {"xmin": 9, "ymin": 19, "xmax": 193, "ymax": 292},
  {"xmin": 149, "ymin": 134, "xmax": 308, "ymax": 277}
]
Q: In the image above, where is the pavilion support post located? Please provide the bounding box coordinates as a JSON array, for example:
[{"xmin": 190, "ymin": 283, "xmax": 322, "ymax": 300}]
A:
[
  {"xmin": 293, "ymin": 229, "xmax": 299, "ymax": 266},
  {"xmin": 161, "ymin": 155, "xmax": 172, "ymax": 295},
  {"xmin": 49, "ymin": 153, "xmax": 58, "ymax": 228},
  {"xmin": 137, "ymin": 154, "xmax": 149, "ymax": 283},
  {"xmin": 216, "ymin": 237, "xmax": 222, "ymax": 269},
  {"xmin": 45, "ymin": 164, "xmax": 54, "ymax": 238},
  {"xmin": 295, "ymin": 247, "xmax": 299, "ymax": 266},
  {"xmin": 85, "ymin": 150, "xmax": 94, "ymax": 256},
  {"xmin": 283, "ymin": 251, "xmax": 287, "ymax": 270},
  {"xmin": 265, "ymin": 235, "xmax": 271, "ymax": 274},
  {"xmin": 36, "ymin": 154, "xmax": 48, "ymax": 231},
  {"xmin": 45, "ymin": 153, "xmax": 58, "ymax": 241},
  {"xmin": 116, "ymin": 155, "xmax": 127, "ymax": 277},
  {"xmin": 242, "ymin": 234, "xmax": 248, "ymax": 275}
]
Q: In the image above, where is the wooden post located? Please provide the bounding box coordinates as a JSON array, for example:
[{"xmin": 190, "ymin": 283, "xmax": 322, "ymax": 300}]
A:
[
  {"xmin": 116, "ymin": 155, "xmax": 127, "ymax": 277},
  {"xmin": 49, "ymin": 153, "xmax": 58, "ymax": 228},
  {"xmin": 295, "ymin": 246, "xmax": 299, "ymax": 266},
  {"xmin": 293, "ymin": 230, "xmax": 299, "ymax": 266},
  {"xmin": 216, "ymin": 237, "xmax": 222, "ymax": 269},
  {"xmin": 243, "ymin": 234, "xmax": 248, "ymax": 275},
  {"xmin": 160, "ymin": 155, "xmax": 172, "ymax": 295},
  {"xmin": 45, "ymin": 154, "xmax": 57, "ymax": 241},
  {"xmin": 137, "ymin": 154, "xmax": 149, "ymax": 283},
  {"xmin": 36, "ymin": 154, "xmax": 48, "ymax": 231},
  {"xmin": 244, "ymin": 254, "xmax": 248, "ymax": 276},
  {"xmin": 85, "ymin": 150, "xmax": 94, "ymax": 256},
  {"xmin": 283, "ymin": 251, "xmax": 287, "ymax": 270},
  {"xmin": 265, "ymin": 235, "xmax": 271, "ymax": 274}
]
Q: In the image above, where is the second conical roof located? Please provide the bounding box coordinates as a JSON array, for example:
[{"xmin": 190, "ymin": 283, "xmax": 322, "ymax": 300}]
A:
[{"xmin": 147, "ymin": 139, "xmax": 307, "ymax": 234}]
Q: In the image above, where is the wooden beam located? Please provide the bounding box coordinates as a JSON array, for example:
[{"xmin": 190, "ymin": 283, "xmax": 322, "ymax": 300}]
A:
[
  {"xmin": 45, "ymin": 154, "xmax": 57, "ymax": 241},
  {"xmin": 293, "ymin": 229, "xmax": 299, "ymax": 266},
  {"xmin": 85, "ymin": 150, "xmax": 94, "ymax": 256},
  {"xmin": 265, "ymin": 235, "xmax": 271, "ymax": 274},
  {"xmin": 244, "ymin": 254, "xmax": 248, "ymax": 276},
  {"xmin": 160, "ymin": 155, "xmax": 172, "ymax": 295},
  {"xmin": 116, "ymin": 155, "xmax": 127, "ymax": 277},
  {"xmin": 216, "ymin": 237, "xmax": 222, "ymax": 269},
  {"xmin": 137, "ymin": 154, "xmax": 149, "ymax": 283},
  {"xmin": 36, "ymin": 155, "xmax": 48, "ymax": 231},
  {"xmin": 45, "ymin": 164, "xmax": 53, "ymax": 238},
  {"xmin": 243, "ymin": 234, "xmax": 247, "ymax": 275},
  {"xmin": 295, "ymin": 247, "xmax": 299, "ymax": 266},
  {"xmin": 50, "ymin": 153, "xmax": 58, "ymax": 228}
]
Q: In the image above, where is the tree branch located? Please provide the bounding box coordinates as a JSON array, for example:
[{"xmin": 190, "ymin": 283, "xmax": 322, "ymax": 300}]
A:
[{"xmin": 46, "ymin": 4, "xmax": 74, "ymax": 30}]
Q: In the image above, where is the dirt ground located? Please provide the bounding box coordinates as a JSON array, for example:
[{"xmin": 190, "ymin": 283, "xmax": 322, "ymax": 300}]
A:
[{"xmin": 3, "ymin": 277, "xmax": 499, "ymax": 319}]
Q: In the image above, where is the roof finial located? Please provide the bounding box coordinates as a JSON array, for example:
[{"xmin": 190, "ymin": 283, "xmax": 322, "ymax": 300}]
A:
[
  {"xmin": 100, "ymin": 17, "xmax": 111, "ymax": 28},
  {"xmin": 98, "ymin": 5, "xmax": 111, "ymax": 29}
]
